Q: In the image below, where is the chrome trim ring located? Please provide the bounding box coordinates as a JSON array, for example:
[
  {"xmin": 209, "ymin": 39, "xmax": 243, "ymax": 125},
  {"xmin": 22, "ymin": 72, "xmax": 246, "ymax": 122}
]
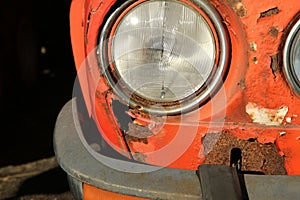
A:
[{"xmin": 283, "ymin": 16, "xmax": 300, "ymax": 96}]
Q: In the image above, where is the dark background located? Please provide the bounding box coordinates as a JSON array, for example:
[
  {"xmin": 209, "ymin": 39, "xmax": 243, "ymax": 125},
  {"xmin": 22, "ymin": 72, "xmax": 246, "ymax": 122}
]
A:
[{"xmin": 0, "ymin": 0, "xmax": 76, "ymax": 197}]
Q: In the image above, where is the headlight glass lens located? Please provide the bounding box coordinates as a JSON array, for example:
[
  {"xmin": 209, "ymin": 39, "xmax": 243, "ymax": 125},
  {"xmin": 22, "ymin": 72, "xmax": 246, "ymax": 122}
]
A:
[
  {"xmin": 284, "ymin": 17, "xmax": 300, "ymax": 95},
  {"xmin": 110, "ymin": 0, "xmax": 216, "ymax": 102},
  {"xmin": 99, "ymin": 0, "xmax": 229, "ymax": 114}
]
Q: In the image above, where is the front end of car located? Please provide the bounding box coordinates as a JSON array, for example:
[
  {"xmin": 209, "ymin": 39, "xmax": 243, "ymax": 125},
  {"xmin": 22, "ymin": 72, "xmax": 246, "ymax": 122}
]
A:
[{"xmin": 54, "ymin": 0, "xmax": 300, "ymax": 199}]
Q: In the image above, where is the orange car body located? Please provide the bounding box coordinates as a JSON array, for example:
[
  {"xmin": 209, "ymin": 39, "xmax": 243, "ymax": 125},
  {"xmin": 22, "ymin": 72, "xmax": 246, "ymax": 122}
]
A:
[
  {"xmin": 63, "ymin": 0, "xmax": 300, "ymax": 199},
  {"xmin": 70, "ymin": 0, "xmax": 300, "ymax": 174}
]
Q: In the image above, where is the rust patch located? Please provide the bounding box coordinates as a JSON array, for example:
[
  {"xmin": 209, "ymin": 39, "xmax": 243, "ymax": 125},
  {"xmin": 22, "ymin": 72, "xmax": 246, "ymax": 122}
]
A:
[
  {"xmin": 202, "ymin": 132, "xmax": 222, "ymax": 155},
  {"xmin": 237, "ymin": 79, "xmax": 246, "ymax": 90},
  {"xmin": 125, "ymin": 134, "xmax": 148, "ymax": 145},
  {"xmin": 132, "ymin": 152, "xmax": 147, "ymax": 163},
  {"xmin": 249, "ymin": 41, "xmax": 257, "ymax": 52},
  {"xmin": 84, "ymin": 12, "xmax": 91, "ymax": 44},
  {"xmin": 204, "ymin": 132, "xmax": 287, "ymax": 175},
  {"xmin": 227, "ymin": 0, "xmax": 247, "ymax": 17},
  {"xmin": 234, "ymin": 2, "xmax": 247, "ymax": 17},
  {"xmin": 269, "ymin": 27, "xmax": 279, "ymax": 37},
  {"xmin": 270, "ymin": 54, "xmax": 279, "ymax": 75},
  {"xmin": 124, "ymin": 123, "xmax": 156, "ymax": 145},
  {"xmin": 259, "ymin": 7, "xmax": 280, "ymax": 18},
  {"xmin": 252, "ymin": 57, "xmax": 258, "ymax": 64},
  {"xmin": 126, "ymin": 123, "xmax": 155, "ymax": 139}
]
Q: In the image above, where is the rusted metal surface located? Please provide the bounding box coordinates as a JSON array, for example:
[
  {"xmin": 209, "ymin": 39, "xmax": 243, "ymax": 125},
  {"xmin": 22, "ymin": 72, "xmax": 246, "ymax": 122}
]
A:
[
  {"xmin": 259, "ymin": 7, "xmax": 280, "ymax": 18},
  {"xmin": 227, "ymin": 0, "xmax": 247, "ymax": 17},
  {"xmin": 126, "ymin": 124, "xmax": 153, "ymax": 142},
  {"xmin": 204, "ymin": 132, "xmax": 287, "ymax": 175}
]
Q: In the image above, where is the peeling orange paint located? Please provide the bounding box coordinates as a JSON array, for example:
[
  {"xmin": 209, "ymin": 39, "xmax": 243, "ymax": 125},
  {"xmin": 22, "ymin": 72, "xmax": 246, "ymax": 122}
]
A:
[
  {"xmin": 245, "ymin": 102, "xmax": 288, "ymax": 126},
  {"xmin": 276, "ymin": 130, "xmax": 300, "ymax": 174}
]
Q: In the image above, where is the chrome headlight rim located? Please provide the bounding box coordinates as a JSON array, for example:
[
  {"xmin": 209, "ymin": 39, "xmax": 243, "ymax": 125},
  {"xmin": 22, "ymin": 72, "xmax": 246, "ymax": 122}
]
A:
[
  {"xmin": 283, "ymin": 14, "xmax": 300, "ymax": 96},
  {"xmin": 98, "ymin": 0, "xmax": 230, "ymax": 115}
]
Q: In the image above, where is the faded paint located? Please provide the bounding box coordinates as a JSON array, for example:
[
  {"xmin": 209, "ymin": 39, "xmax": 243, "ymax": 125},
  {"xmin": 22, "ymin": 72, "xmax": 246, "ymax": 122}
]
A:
[{"xmin": 245, "ymin": 102, "xmax": 288, "ymax": 126}]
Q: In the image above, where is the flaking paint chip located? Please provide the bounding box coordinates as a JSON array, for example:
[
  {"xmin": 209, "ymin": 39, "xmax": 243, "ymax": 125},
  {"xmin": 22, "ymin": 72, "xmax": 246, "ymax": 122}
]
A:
[
  {"xmin": 279, "ymin": 131, "xmax": 286, "ymax": 136},
  {"xmin": 246, "ymin": 102, "xmax": 288, "ymax": 126}
]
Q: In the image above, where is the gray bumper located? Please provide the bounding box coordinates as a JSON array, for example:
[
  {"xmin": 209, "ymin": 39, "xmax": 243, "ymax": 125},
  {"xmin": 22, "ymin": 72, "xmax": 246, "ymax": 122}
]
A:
[{"xmin": 54, "ymin": 98, "xmax": 300, "ymax": 200}]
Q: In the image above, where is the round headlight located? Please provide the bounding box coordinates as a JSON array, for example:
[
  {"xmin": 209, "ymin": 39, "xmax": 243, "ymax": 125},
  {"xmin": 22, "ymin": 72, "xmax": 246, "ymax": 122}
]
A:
[
  {"xmin": 99, "ymin": 0, "xmax": 229, "ymax": 114},
  {"xmin": 283, "ymin": 16, "xmax": 300, "ymax": 96}
]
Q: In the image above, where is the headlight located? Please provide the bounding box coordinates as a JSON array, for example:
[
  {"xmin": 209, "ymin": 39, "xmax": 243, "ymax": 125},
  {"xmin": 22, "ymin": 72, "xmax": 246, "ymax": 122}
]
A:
[
  {"xmin": 99, "ymin": 0, "xmax": 229, "ymax": 115},
  {"xmin": 283, "ymin": 15, "xmax": 300, "ymax": 96}
]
